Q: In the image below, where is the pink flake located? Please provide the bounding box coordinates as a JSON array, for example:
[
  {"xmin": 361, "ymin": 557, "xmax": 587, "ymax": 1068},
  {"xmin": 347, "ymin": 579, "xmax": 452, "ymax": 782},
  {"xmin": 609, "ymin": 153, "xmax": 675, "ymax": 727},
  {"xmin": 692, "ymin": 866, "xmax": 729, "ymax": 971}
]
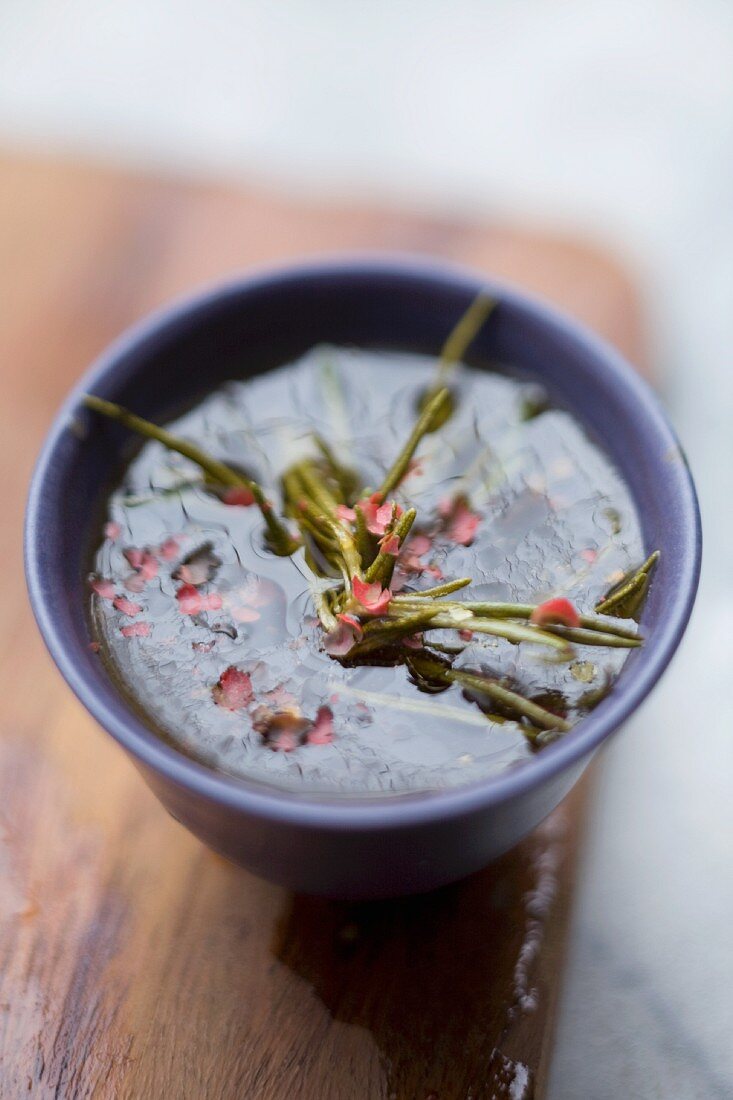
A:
[
  {"xmin": 399, "ymin": 532, "xmax": 434, "ymax": 575},
  {"xmin": 580, "ymin": 548, "xmax": 598, "ymax": 563},
  {"xmin": 390, "ymin": 569, "xmax": 409, "ymax": 592},
  {"xmin": 529, "ymin": 597, "xmax": 580, "ymax": 629},
  {"xmin": 324, "ymin": 613, "xmax": 363, "ymax": 656},
  {"xmin": 263, "ymin": 685, "xmax": 298, "ymax": 710},
  {"xmin": 176, "ymin": 584, "xmax": 223, "ymax": 615},
  {"xmin": 408, "ymin": 534, "xmax": 432, "ymax": 557},
  {"xmin": 158, "ymin": 536, "xmax": 180, "ymax": 561},
  {"xmin": 439, "ymin": 496, "xmax": 481, "ymax": 546},
  {"xmin": 267, "ymin": 728, "xmax": 300, "ymax": 752},
  {"xmin": 89, "ymin": 577, "xmax": 115, "ymax": 601},
  {"xmin": 113, "ymin": 596, "xmax": 143, "ymax": 617},
  {"xmin": 212, "ymin": 666, "xmax": 253, "ymax": 710},
  {"xmin": 88, "ymin": 641, "xmax": 101, "ymax": 653},
  {"xmin": 379, "ymin": 534, "xmax": 400, "ymax": 556},
  {"xmin": 356, "ymin": 494, "xmax": 402, "ymax": 536},
  {"xmin": 123, "ymin": 573, "xmax": 146, "ymax": 594},
  {"xmin": 120, "ymin": 621, "xmax": 151, "ymax": 638},
  {"xmin": 307, "ymin": 705, "xmax": 334, "ymax": 745},
  {"xmin": 139, "ymin": 552, "xmax": 159, "ymax": 581},
  {"xmin": 104, "ymin": 521, "xmax": 122, "ymax": 541},
  {"xmin": 402, "ymin": 633, "xmax": 423, "ymax": 649},
  {"xmin": 123, "ymin": 546, "xmax": 159, "ymax": 581},
  {"xmin": 123, "ymin": 547, "xmax": 144, "ymax": 571},
  {"xmin": 458, "ymin": 628, "xmax": 474, "ymax": 641},
  {"xmin": 222, "ymin": 486, "xmax": 255, "ymax": 507},
  {"xmin": 352, "ymin": 576, "xmax": 392, "ymax": 616}
]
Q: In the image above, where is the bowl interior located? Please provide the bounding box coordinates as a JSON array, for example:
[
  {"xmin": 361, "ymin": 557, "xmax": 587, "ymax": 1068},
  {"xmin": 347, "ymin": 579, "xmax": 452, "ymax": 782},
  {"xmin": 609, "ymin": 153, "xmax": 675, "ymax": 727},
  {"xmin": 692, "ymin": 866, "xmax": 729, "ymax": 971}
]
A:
[{"xmin": 25, "ymin": 260, "xmax": 701, "ymax": 818}]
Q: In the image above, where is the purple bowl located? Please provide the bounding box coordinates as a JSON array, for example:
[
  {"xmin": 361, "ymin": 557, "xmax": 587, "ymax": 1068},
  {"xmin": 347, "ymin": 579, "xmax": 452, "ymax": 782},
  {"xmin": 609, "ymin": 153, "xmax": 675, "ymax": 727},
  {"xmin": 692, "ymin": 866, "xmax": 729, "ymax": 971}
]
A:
[{"xmin": 25, "ymin": 257, "xmax": 701, "ymax": 898}]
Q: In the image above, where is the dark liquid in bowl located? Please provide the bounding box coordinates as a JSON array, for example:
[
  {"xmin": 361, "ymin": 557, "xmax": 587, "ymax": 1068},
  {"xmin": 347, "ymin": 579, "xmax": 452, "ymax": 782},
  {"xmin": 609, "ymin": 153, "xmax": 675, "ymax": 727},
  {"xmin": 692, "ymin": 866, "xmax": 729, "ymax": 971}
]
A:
[{"xmin": 89, "ymin": 349, "xmax": 643, "ymax": 795}]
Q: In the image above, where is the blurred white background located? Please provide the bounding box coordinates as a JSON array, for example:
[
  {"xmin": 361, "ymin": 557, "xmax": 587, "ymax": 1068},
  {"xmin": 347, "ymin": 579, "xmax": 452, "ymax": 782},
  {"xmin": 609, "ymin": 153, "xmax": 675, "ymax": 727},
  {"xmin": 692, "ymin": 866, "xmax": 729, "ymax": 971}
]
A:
[{"xmin": 1, "ymin": 2, "xmax": 731, "ymax": 1096}]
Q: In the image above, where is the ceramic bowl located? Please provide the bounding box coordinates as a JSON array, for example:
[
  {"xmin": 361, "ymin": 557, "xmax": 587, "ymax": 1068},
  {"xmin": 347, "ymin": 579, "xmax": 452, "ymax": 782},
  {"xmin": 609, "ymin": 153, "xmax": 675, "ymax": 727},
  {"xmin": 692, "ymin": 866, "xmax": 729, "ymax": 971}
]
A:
[{"xmin": 25, "ymin": 258, "xmax": 701, "ymax": 898}]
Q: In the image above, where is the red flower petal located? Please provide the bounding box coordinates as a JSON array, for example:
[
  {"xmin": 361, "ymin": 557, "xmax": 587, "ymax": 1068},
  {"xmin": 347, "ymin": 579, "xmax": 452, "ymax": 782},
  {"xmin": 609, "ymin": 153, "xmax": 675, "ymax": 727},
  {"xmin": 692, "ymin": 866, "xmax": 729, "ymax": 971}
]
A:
[
  {"xmin": 379, "ymin": 534, "xmax": 400, "ymax": 556},
  {"xmin": 124, "ymin": 546, "xmax": 159, "ymax": 581},
  {"xmin": 336, "ymin": 504, "xmax": 356, "ymax": 523},
  {"xmin": 113, "ymin": 596, "xmax": 143, "ymax": 617},
  {"xmin": 212, "ymin": 665, "xmax": 253, "ymax": 710},
  {"xmin": 89, "ymin": 577, "xmax": 115, "ymax": 600},
  {"xmin": 529, "ymin": 597, "xmax": 581, "ymax": 629},
  {"xmin": 123, "ymin": 573, "xmax": 146, "ymax": 593},
  {"xmin": 222, "ymin": 486, "xmax": 255, "ymax": 507},
  {"xmin": 307, "ymin": 705, "xmax": 334, "ymax": 745},
  {"xmin": 120, "ymin": 621, "xmax": 151, "ymax": 638},
  {"xmin": 458, "ymin": 628, "xmax": 474, "ymax": 641},
  {"xmin": 352, "ymin": 576, "xmax": 392, "ymax": 615}
]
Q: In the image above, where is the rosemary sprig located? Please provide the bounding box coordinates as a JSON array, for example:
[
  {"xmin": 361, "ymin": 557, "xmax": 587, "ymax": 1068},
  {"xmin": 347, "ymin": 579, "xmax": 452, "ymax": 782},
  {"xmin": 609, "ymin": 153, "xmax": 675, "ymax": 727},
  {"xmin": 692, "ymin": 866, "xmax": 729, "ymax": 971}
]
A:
[
  {"xmin": 595, "ymin": 551, "xmax": 660, "ymax": 617},
  {"xmin": 83, "ymin": 394, "xmax": 299, "ymax": 555},
  {"xmin": 407, "ymin": 652, "xmax": 569, "ymax": 732}
]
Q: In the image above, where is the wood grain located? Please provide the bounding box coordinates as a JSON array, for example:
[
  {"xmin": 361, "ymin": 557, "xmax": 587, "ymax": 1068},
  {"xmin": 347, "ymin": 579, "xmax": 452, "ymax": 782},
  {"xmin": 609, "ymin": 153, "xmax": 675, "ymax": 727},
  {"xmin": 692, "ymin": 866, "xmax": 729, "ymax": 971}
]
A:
[{"xmin": 0, "ymin": 152, "xmax": 646, "ymax": 1099}]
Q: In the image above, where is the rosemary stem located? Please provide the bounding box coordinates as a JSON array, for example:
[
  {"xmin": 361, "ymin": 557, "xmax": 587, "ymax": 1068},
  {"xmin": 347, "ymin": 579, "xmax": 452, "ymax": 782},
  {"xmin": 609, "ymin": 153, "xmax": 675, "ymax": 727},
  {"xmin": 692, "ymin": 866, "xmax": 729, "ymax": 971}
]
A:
[
  {"xmin": 395, "ymin": 577, "xmax": 472, "ymax": 599},
  {"xmin": 541, "ymin": 625, "xmax": 642, "ymax": 649},
  {"xmin": 436, "ymin": 291, "xmax": 495, "ymax": 384},
  {"xmin": 348, "ymin": 608, "xmax": 441, "ymax": 656},
  {"xmin": 83, "ymin": 394, "xmax": 299, "ymax": 555},
  {"xmin": 448, "ymin": 669, "xmax": 571, "ymax": 732},
  {"xmin": 595, "ymin": 551, "xmax": 660, "ymax": 616},
  {"xmin": 423, "ymin": 613, "xmax": 571, "ymax": 652},
  {"xmin": 297, "ymin": 459, "xmax": 342, "ymax": 517},
  {"xmin": 393, "ymin": 596, "xmax": 640, "ymax": 640},
  {"xmin": 378, "ymin": 387, "xmax": 452, "ymax": 499},
  {"xmin": 364, "ymin": 507, "xmax": 417, "ymax": 587}
]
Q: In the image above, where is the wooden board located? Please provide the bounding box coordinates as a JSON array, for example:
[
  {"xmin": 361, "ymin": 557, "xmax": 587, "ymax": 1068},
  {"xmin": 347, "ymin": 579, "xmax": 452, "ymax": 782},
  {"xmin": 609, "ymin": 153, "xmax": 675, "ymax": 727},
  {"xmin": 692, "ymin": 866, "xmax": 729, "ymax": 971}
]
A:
[{"xmin": 0, "ymin": 152, "xmax": 646, "ymax": 1099}]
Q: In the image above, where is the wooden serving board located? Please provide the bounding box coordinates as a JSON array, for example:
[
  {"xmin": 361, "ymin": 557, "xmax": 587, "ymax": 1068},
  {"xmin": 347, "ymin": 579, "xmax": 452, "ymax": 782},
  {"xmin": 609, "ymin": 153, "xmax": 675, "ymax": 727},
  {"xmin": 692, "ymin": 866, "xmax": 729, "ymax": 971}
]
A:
[{"xmin": 0, "ymin": 153, "xmax": 646, "ymax": 1099}]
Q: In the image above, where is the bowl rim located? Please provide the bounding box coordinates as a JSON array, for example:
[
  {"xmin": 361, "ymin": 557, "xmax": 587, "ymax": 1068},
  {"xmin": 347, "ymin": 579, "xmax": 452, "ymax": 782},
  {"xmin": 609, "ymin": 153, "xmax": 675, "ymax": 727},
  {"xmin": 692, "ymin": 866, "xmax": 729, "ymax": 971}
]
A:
[{"xmin": 25, "ymin": 254, "xmax": 702, "ymax": 831}]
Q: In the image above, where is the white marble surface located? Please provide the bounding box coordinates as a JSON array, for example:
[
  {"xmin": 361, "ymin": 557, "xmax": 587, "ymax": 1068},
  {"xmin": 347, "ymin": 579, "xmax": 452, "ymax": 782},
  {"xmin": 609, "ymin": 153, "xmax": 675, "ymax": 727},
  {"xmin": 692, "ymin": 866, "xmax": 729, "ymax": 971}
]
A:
[{"xmin": 1, "ymin": 3, "xmax": 731, "ymax": 1095}]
